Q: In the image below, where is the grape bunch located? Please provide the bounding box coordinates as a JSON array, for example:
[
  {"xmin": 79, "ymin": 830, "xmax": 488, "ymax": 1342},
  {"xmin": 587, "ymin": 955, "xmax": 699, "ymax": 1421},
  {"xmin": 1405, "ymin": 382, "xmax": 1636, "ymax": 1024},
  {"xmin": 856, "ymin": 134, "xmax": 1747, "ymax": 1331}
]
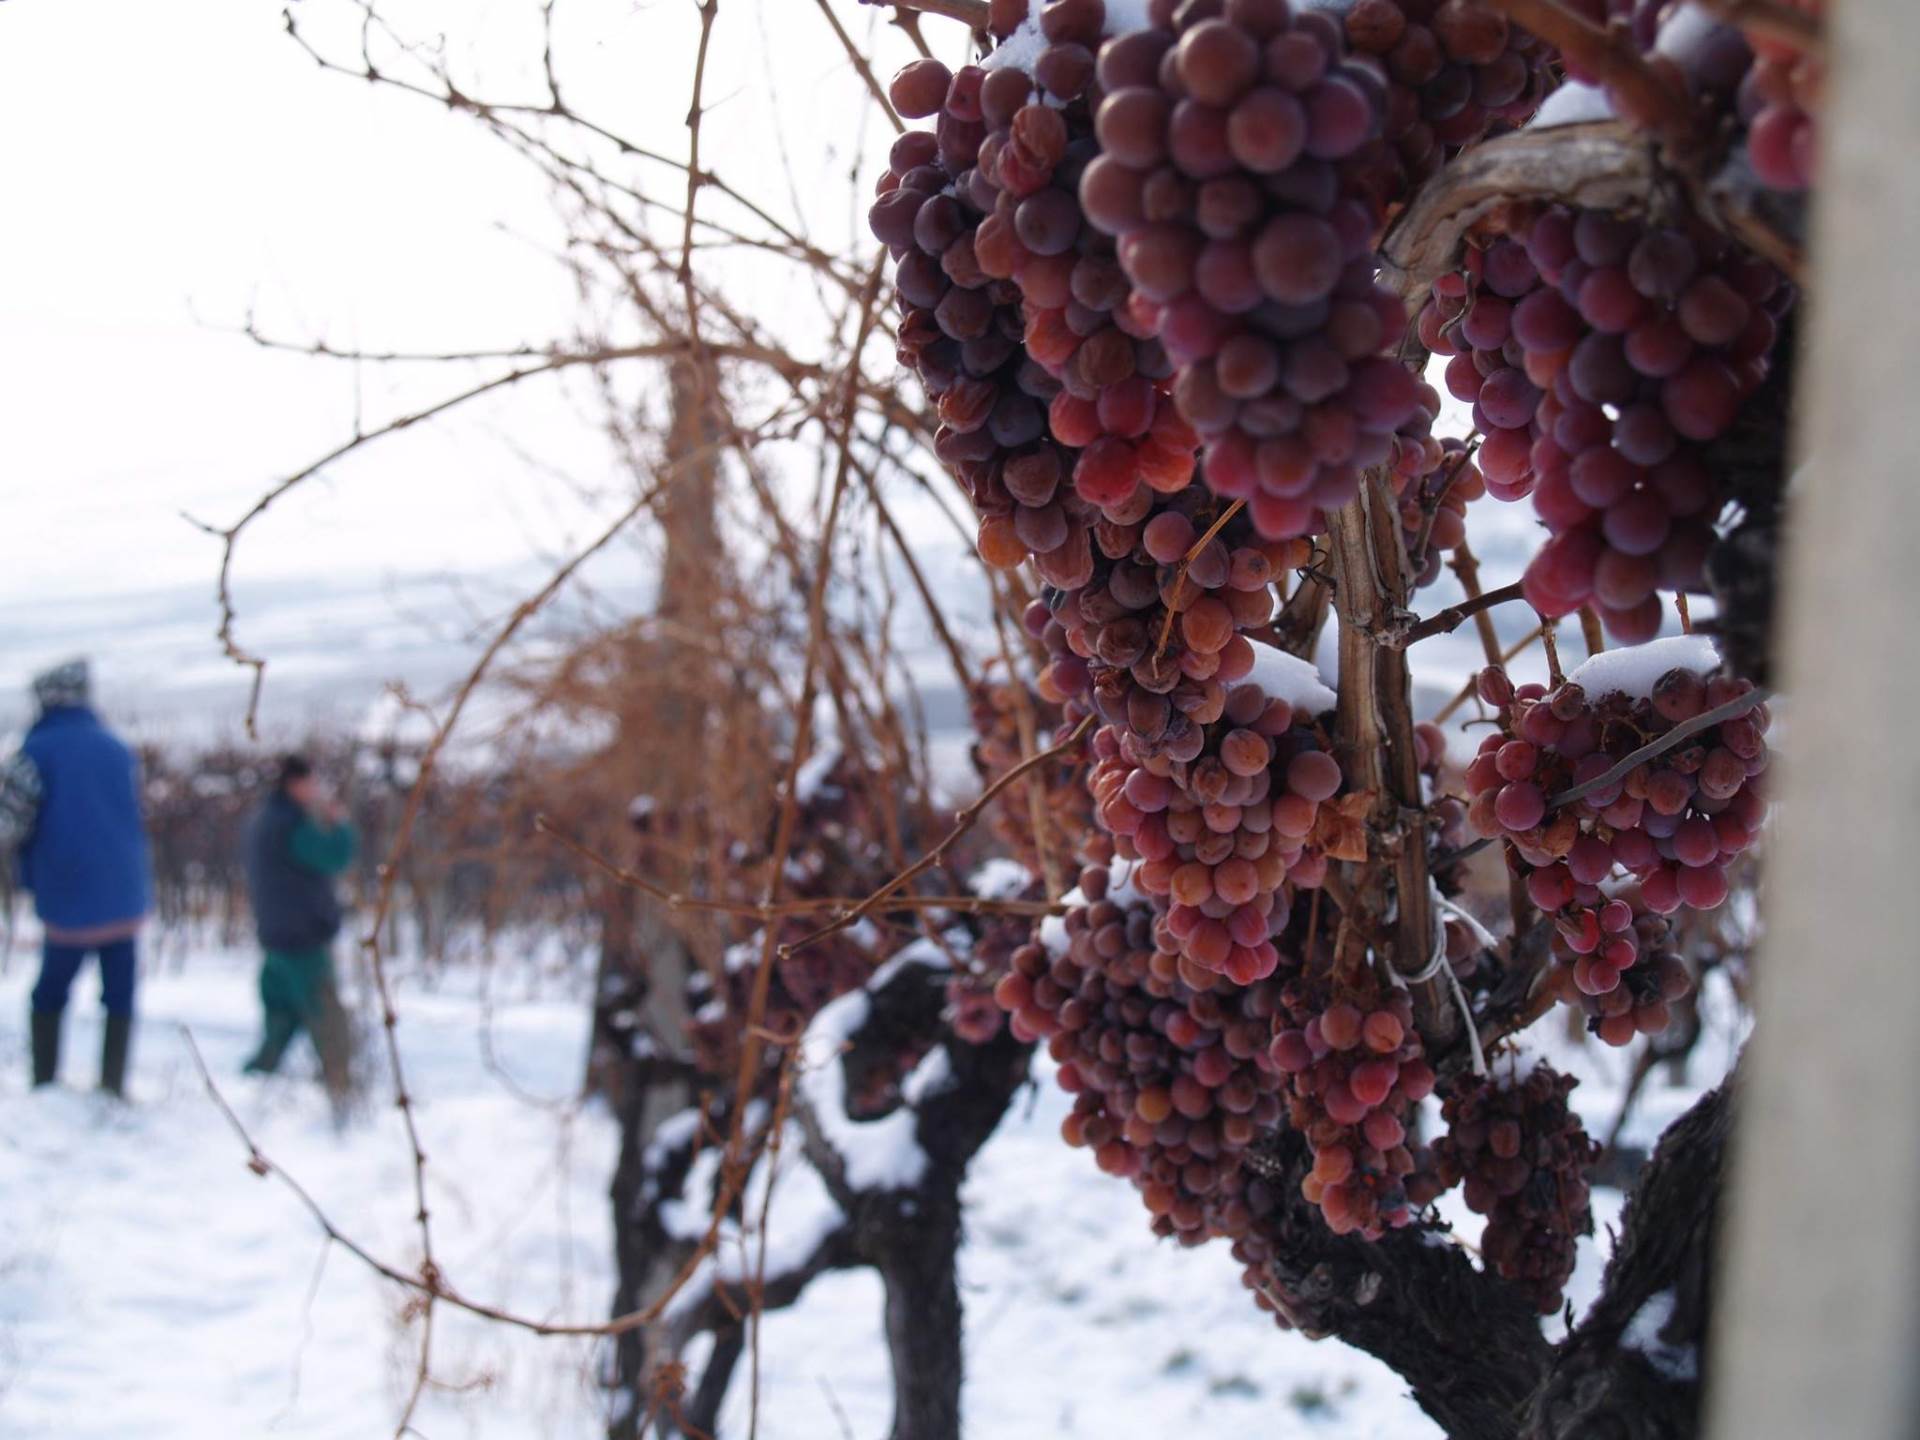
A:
[
  {"xmin": 1079, "ymin": 0, "xmax": 1426, "ymax": 540},
  {"xmin": 1463, "ymin": 645, "xmax": 1767, "ymax": 1023},
  {"xmin": 1269, "ymin": 977, "xmax": 1433, "ymax": 1238},
  {"xmin": 994, "ymin": 861, "xmax": 1288, "ymax": 1245},
  {"xmin": 1339, "ymin": 0, "xmax": 1555, "ymax": 212},
  {"xmin": 1539, "ymin": 906, "xmax": 1694, "ymax": 1046},
  {"xmin": 969, "ymin": 673, "xmax": 1107, "ymax": 872},
  {"xmin": 947, "ymin": 879, "xmax": 1053, "ymax": 1046},
  {"xmin": 1090, "ymin": 646, "xmax": 1342, "ymax": 981},
  {"xmin": 874, "ymin": 61, "xmax": 1096, "ymax": 578},
  {"xmin": 1393, "ymin": 430, "xmax": 1487, "ymax": 589},
  {"xmin": 1430, "ymin": 1064, "xmax": 1599, "ymax": 1314},
  {"xmin": 1034, "ymin": 487, "xmax": 1288, "ymax": 754},
  {"xmin": 1419, "ymin": 207, "xmax": 1788, "ymax": 639},
  {"xmin": 961, "ymin": 4, "xmax": 1209, "ymax": 519}
]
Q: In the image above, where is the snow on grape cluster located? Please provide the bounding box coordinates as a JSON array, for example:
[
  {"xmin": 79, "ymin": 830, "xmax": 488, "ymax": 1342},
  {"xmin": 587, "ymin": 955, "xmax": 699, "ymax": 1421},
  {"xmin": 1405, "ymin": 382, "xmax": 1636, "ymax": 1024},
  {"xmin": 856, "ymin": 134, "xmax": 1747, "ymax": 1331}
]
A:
[
  {"xmin": 1463, "ymin": 637, "xmax": 1766, "ymax": 1041},
  {"xmin": 1089, "ymin": 643, "xmax": 1342, "ymax": 982}
]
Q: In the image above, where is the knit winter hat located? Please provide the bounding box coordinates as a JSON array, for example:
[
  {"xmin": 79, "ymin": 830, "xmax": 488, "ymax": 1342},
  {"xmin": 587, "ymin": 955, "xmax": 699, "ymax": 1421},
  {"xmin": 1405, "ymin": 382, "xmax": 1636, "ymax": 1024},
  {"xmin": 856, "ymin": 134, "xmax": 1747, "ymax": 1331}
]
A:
[{"xmin": 31, "ymin": 659, "xmax": 91, "ymax": 712}]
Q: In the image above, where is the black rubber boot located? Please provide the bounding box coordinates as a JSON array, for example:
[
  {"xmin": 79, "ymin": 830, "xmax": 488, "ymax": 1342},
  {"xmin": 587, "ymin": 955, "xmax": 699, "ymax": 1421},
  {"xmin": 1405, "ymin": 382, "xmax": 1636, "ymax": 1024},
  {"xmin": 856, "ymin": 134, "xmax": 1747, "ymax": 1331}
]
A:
[
  {"xmin": 30, "ymin": 1010, "xmax": 61, "ymax": 1087},
  {"xmin": 101, "ymin": 1014, "xmax": 133, "ymax": 1098}
]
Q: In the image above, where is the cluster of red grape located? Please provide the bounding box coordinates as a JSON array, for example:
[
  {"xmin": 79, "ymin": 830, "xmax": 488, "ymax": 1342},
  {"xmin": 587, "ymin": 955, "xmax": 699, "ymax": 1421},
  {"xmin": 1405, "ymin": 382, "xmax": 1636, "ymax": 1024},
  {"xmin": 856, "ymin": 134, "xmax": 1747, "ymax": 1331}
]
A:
[
  {"xmin": 873, "ymin": 62, "xmax": 1096, "ymax": 577},
  {"xmin": 1565, "ymin": 0, "xmax": 1816, "ymax": 196},
  {"xmin": 994, "ymin": 862, "xmax": 1287, "ymax": 1244},
  {"xmin": 1033, "ymin": 487, "xmax": 1290, "ymax": 752},
  {"xmin": 1268, "ymin": 976, "xmax": 1433, "ymax": 1238},
  {"xmin": 1393, "ymin": 430, "xmax": 1487, "ymax": 589},
  {"xmin": 685, "ymin": 755, "xmax": 908, "ymax": 1075},
  {"xmin": 947, "ymin": 883, "xmax": 1051, "ymax": 1046},
  {"xmin": 1738, "ymin": 2, "xmax": 1822, "ymax": 192},
  {"xmin": 968, "ymin": 674, "xmax": 1106, "ymax": 873},
  {"xmin": 1090, "ymin": 654, "xmax": 1342, "ymax": 981},
  {"xmin": 1426, "ymin": 1064, "xmax": 1599, "ymax": 1314},
  {"xmin": 1419, "ymin": 208, "xmax": 1787, "ymax": 639},
  {"xmin": 1078, "ymin": 0, "xmax": 1426, "ymax": 540},
  {"xmin": 1540, "ymin": 907, "xmax": 1693, "ymax": 1046},
  {"xmin": 1463, "ymin": 652, "xmax": 1767, "ymax": 1019},
  {"xmin": 1339, "ymin": 0, "xmax": 1554, "ymax": 212},
  {"xmin": 959, "ymin": 5, "xmax": 1211, "ymax": 518}
]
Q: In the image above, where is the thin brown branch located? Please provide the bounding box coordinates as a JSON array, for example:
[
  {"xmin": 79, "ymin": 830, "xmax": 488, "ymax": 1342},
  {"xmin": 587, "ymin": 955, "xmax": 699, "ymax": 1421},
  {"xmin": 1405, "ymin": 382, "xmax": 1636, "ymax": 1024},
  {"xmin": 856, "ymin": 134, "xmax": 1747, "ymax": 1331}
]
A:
[
  {"xmin": 181, "ymin": 1025, "xmax": 728, "ymax": 1340},
  {"xmin": 1155, "ymin": 498, "xmax": 1247, "ymax": 659},
  {"xmin": 1578, "ymin": 606, "xmax": 1607, "ymax": 658},
  {"xmin": 859, "ymin": 0, "xmax": 988, "ymax": 25},
  {"xmin": 719, "ymin": 252, "xmax": 892, "ymax": 1235},
  {"xmin": 1548, "ymin": 685, "xmax": 1771, "ymax": 810},
  {"xmin": 780, "ymin": 712, "xmax": 1095, "ymax": 958},
  {"xmin": 1485, "ymin": 0, "xmax": 1696, "ymax": 139},
  {"xmin": 537, "ymin": 816, "xmax": 1063, "ymax": 920},
  {"xmin": 1401, "ymin": 582, "xmax": 1528, "ymax": 646},
  {"xmin": 814, "ymin": 0, "xmax": 905, "ymax": 134}
]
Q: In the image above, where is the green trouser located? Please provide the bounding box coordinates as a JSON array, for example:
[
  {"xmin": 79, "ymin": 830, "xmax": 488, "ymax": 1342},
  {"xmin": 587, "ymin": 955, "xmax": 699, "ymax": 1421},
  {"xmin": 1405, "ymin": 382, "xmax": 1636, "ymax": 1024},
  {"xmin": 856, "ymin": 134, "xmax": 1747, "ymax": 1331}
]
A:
[{"xmin": 244, "ymin": 947, "xmax": 348, "ymax": 1084}]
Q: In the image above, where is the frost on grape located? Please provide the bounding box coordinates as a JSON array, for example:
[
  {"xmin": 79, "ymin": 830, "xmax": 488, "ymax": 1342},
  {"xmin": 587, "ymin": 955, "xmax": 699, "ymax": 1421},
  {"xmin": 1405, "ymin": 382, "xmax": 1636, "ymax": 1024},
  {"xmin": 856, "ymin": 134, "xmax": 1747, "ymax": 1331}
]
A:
[{"xmin": 1564, "ymin": 633, "xmax": 1721, "ymax": 703}]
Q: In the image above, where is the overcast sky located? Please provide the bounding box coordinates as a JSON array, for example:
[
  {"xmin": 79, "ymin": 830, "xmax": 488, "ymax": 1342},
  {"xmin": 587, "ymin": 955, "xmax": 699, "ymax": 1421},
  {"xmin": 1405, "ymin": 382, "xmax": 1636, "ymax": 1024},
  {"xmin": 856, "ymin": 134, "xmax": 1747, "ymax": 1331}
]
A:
[{"xmin": 0, "ymin": 0, "xmax": 961, "ymax": 736}]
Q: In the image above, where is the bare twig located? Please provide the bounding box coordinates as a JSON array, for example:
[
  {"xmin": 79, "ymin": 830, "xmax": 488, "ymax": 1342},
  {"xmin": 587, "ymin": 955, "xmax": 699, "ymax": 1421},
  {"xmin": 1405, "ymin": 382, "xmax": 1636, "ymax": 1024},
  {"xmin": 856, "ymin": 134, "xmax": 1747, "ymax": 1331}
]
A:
[
  {"xmin": 537, "ymin": 816, "xmax": 1063, "ymax": 920},
  {"xmin": 1401, "ymin": 582, "xmax": 1528, "ymax": 646},
  {"xmin": 1548, "ymin": 685, "xmax": 1772, "ymax": 811},
  {"xmin": 1485, "ymin": 0, "xmax": 1696, "ymax": 139},
  {"xmin": 814, "ymin": 0, "xmax": 905, "ymax": 134},
  {"xmin": 780, "ymin": 713, "xmax": 1094, "ymax": 958}
]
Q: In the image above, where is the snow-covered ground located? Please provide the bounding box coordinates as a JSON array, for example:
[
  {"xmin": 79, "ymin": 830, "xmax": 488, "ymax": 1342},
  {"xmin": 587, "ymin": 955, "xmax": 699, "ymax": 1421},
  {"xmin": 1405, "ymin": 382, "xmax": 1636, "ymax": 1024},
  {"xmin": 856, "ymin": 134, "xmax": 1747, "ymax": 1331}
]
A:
[{"xmin": 0, "ymin": 939, "xmax": 1738, "ymax": 1439}]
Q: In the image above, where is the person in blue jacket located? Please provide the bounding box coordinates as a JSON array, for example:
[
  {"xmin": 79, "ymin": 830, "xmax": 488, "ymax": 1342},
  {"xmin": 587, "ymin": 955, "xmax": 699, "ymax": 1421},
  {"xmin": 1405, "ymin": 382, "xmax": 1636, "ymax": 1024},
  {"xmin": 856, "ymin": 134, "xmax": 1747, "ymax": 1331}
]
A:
[
  {"xmin": 0, "ymin": 660, "xmax": 153, "ymax": 1095},
  {"xmin": 243, "ymin": 755, "xmax": 357, "ymax": 1080}
]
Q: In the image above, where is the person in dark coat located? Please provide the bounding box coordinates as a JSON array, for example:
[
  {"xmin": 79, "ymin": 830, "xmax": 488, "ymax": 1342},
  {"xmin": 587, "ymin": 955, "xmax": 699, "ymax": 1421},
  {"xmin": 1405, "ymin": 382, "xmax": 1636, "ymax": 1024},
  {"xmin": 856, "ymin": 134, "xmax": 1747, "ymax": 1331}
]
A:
[
  {"xmin": 243, "ymin": 755, "xmax": 357, "ymax": 1080},
  {"xmin": 0, "ymin": 660, "xmax": 153, "ymax": 1095}
]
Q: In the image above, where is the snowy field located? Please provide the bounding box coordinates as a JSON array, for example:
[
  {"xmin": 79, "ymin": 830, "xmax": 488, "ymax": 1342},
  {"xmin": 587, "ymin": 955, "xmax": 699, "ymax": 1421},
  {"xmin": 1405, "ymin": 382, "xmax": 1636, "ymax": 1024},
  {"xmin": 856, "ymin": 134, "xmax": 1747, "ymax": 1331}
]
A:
[{"xmin": 0, "ymin": 938, "xmax": 1739, "ymax": 1439}]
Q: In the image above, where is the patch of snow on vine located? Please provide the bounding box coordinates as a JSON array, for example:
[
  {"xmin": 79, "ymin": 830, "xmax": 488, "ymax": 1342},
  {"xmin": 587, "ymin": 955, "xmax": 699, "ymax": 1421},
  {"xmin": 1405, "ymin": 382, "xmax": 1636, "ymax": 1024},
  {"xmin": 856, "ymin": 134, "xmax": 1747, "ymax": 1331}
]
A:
[
  {"xmin": 1242, "ymin": 640, "xmax": 1338, "ymax": 716},
  {"xmin": 799, "ymin": 957, "xmax": 948, "ymax": 1193},
  {"xmin": 982, "ymin": 11, "xmax": 1047, "ymax": 72},
  {"xmin": 1622, "ymin": 1288, "xmax": 1699, "ymax": 1381},
  {"xmin": 971, "ymin": 856, "xmax": 1036, "ymax": 900},
  {"xmin": 902, "ymin": 1045, "xmax": 955, "ymax": 1107},
  {"xmin": 1531, "ymin": 80, "xmax": 1616, "ymax": 127},
  {"xmin": 1566, "ymin": 634, "xmax": 1721, "ymax": 701},
  {"xmin": 665, "ymin": 1120, "xmax": 846, "ymax": 1324},
  {"xmin": 1106, "ymin": 857, "xmax": 1146, "ymax": 909}
]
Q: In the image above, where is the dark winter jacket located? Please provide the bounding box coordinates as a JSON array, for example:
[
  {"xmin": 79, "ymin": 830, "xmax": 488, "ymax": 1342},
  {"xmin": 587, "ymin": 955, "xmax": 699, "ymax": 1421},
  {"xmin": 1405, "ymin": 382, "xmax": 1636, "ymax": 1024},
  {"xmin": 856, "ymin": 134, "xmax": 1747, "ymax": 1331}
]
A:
[
  {"xmin": 245, "ymin": 791, "xmax": 357, "ymax": 951},
  {"xmin": 9, "ymin": 706, "xmax": 152, "ymax": 933}
]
